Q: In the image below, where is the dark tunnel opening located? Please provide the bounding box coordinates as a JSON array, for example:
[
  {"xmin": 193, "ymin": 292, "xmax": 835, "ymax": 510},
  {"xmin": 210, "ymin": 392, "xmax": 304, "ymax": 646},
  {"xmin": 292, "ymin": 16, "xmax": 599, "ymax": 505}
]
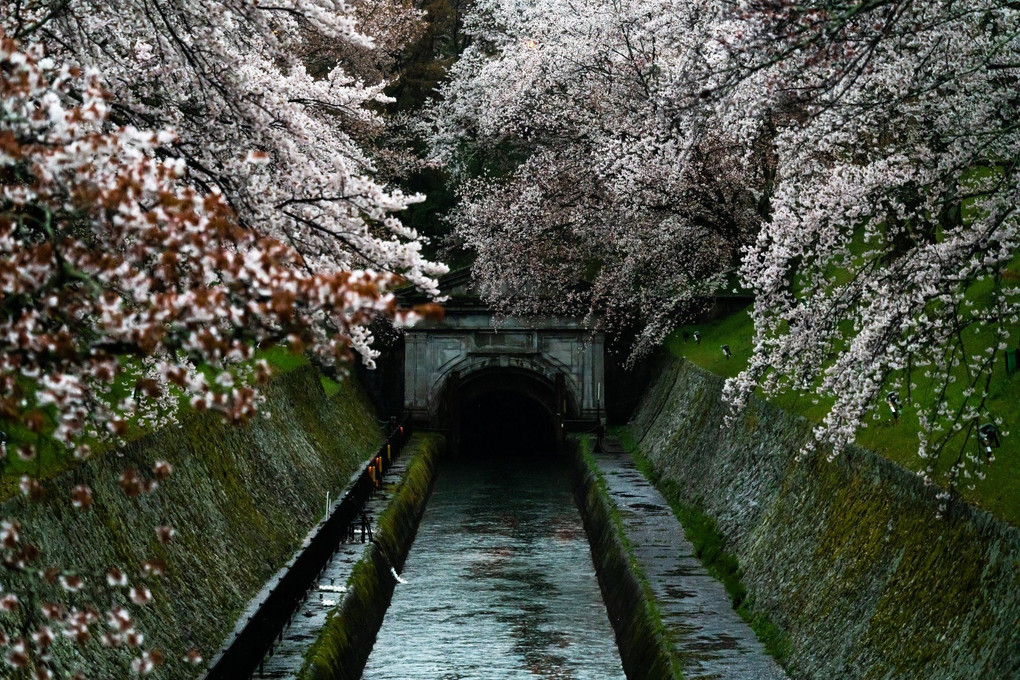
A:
[{"xmin": 459, "ymin": 390, "xmax": 557, "ymax": 458}]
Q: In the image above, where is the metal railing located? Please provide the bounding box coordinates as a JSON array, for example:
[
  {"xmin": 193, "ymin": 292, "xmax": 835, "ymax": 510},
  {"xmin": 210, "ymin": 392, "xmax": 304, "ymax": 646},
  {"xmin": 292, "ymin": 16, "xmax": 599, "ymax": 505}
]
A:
[{"xmin": 202, "ymin": 419, "xmax": 411, "ymax": 680}]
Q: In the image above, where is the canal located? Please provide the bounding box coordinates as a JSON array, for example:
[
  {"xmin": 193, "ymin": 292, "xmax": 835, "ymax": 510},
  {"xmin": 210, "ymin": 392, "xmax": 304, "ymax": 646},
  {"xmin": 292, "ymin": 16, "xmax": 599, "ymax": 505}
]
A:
[{"xmin": 360, "ymin": 451, "xmax": 625, "ymax": 679}]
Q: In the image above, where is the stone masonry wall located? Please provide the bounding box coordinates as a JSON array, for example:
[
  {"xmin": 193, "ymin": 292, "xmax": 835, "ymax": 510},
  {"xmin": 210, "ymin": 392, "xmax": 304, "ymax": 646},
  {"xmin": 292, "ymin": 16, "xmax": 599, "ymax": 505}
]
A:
[
  {"xmin": 630, "ymin": 358, "xmax": 1020, "ymax": 680},
  {"xmin": 0, "ymin": 366, "xmax": 381, "ymax": 679}
]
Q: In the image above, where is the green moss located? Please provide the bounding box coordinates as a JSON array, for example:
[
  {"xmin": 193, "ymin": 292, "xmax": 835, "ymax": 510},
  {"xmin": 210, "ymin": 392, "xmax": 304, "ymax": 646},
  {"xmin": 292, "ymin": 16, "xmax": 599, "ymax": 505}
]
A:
[
  {"xmin": 0, "ymin": 345, "xmax": 322, "ymax": 501},
  {"xmin": 573, "ymin": 436, "xmax": 684, "ymax": 680},
  {"xmin": 0, "ymin": 366, "xmax": 384, "ymax": 679},
  {"xmin": 860, "ymin": 511, "xmax": 988, "ymax": 674}
]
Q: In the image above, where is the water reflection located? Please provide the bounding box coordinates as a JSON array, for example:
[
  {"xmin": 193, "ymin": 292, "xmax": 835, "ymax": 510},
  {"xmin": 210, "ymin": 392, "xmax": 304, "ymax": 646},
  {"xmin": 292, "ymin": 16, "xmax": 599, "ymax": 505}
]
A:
[{"xmin": 361, "ymin": 455, "xmax": 625, "ymax": 680}]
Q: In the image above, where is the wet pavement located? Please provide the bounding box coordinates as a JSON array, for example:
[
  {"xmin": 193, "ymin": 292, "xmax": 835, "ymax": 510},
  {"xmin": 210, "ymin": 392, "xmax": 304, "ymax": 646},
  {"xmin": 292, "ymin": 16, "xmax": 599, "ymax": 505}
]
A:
[{"xmin": 594, "ymin": 438, "xmax": 788, "ymax": 680}]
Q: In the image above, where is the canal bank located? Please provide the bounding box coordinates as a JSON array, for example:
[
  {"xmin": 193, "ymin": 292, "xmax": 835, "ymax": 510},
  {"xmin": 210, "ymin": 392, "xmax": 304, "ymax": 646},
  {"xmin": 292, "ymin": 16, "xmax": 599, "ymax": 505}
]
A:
[
  {"xmin": 626, "ymin": 357, "xmax": 1020, "ymax": 680},
  {"xmin": 574, "ymin": 437, "xmax": 787, "ymax": 679},
  {"xmin": 204, "ymin": 423, "xmax": 422, "ymax": 679},
  {"xmin": 301, "ymin": 432, "xmax": 783, "ymax": 680},
  {"xmin": 297, "ymin": 433, "xmax": 443, "ymax": 680},
  {"xmin": 569, "ymin": 440, "xmax": 680, "ymax": 680},
  {"xmin": 0, "ymin": 366, "xmax": 384, "ymax": 679}
]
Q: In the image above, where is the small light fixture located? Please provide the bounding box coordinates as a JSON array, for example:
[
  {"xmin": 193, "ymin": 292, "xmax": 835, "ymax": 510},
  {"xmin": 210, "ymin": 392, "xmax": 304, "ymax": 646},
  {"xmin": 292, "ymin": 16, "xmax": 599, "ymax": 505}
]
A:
[
  {"xmin": 693, "ymin": 331, "xmax": 701, "ymax": 345},
  {"xmin": 721, "ymin": 344, "xmax": 732, "ymax": 359},
  {"xmin": 979, "ymin": 423, "xmax": 1001, "ymax": 461},
  {"xmin": 885, "ymin": 391, "xmax": 901, "ymax": 423}
]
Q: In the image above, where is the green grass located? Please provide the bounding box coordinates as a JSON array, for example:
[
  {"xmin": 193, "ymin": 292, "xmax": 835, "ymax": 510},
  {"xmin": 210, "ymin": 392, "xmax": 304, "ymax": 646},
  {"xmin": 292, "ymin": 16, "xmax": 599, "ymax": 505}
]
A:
[
  {"xmin": 612, "ymin": 426, "xmax": 793, "ymax": 666},
  {"xmin": 668, "ymin": 303, "xmax": 1020, "ymax": 525},
  {"xmin": 257, "ymin": 345, "xmax": 342, "ymax": 396},
  {"xmin": 666, "ymin": 173, "xmax": 1020, "ymax": 523},
  {"xmin": 258, "ymin": 344, "xmax": 310, "ymax": 372}
]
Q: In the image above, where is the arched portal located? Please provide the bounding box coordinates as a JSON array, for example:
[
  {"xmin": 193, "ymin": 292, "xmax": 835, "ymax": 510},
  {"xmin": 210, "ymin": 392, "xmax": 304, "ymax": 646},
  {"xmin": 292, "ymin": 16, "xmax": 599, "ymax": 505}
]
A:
[
  {"xmin": 460, "ymin": 391, "xmax": 555, "ymax": 457},
  {"xmin": 436, "ymin": 366, "xmax": 571, "ymax": 456},
  {"xmin": 400, "ymin": 273, "xmax": 605, "ymax": 449},
  {"xmin": 403, "ymin": 322, "xmax": 604, "ymax": 426}
]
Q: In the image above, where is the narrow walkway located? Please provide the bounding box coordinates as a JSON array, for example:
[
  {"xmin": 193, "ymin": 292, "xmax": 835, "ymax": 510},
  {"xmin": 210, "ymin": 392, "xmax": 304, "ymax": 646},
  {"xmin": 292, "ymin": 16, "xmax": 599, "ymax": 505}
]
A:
[
  {"xmin": 251, "ymin": 453, "xmax": 412, "ymax": 679},
  {"xmin": 594, "ymin": 438, "xmax": 787, "ymax": 680}
]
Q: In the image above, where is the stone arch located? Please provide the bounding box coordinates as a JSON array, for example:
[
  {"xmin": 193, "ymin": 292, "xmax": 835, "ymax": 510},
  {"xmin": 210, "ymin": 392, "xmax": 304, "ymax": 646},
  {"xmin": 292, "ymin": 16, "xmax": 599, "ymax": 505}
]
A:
[
  {"xmin": 431, "ymin": 358, "xmax": 582, "ymax": 454},
  {"xmin": 429, "ymin": 354, "xmax": 582, "ymax": 425},
  {"xmin": 402, "ymin": 317, "xmax": 604, "ymax": 427}
]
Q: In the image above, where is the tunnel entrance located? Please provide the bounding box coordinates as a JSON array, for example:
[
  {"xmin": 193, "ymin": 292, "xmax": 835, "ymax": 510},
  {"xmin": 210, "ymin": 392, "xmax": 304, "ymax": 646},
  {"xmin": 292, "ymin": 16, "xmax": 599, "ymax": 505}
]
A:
[
  {"xmin": 460, "ymin": 390, "xmax": 557, "ymax": 457},
  {"xmin": 439, "ymin": 368, "xmax": 566, "ymax": 457}
]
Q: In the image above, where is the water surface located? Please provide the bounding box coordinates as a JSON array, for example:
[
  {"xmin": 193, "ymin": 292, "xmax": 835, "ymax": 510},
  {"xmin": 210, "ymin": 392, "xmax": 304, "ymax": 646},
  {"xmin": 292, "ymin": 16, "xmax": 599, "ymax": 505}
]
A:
[{"xmin": 361, "ymin": 454, "xmax": 625, "ymax": 680}]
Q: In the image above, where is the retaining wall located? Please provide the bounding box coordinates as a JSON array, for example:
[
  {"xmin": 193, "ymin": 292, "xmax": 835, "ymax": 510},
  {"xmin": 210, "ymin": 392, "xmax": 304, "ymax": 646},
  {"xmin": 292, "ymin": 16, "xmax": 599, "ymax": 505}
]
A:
[
  {"xmin": 629, "ymin": 358, "xmax": 1020, "ymax": 680},
  {"xmin": 0, "ymin": 366, "xmax": 381, "ymax": 679},
  {"xmin": 569, "ymin": 442, "xmax": 680, "ymax": 680}
]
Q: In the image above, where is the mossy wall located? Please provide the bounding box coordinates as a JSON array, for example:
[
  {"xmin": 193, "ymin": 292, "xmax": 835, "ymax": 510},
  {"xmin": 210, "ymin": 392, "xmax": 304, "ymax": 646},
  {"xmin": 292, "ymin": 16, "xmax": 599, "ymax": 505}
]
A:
[
  {"xmin": 569, "ymin": 442, "xmax": 679, "ymax": 680},
  {"xmin": 300, "ymin": 433, "xmax": 443, "ymax": 680},
  {"xmin": 630, "ymin": 359, "xmax": 1020, "ymax": 680},
  {"xmin": 0, "ymin": 366, "xmax": 381, "ymax": 679}
]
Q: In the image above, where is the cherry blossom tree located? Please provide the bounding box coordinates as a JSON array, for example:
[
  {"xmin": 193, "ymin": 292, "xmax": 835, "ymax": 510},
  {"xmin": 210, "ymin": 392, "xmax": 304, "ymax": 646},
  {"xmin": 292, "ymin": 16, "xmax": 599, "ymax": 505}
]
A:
[
  {"xmin": 296, "ymin": 0, "xmax": 433, "ymax": 184},
  {"xmin": 3, "ymin": 0, "xmax": 446, "ymax": 303},
  {"xmin": 300, "ymin": 0, "xmax": 427, "ymax": 85},
  {"xmin": 717, "ymin": 0, "xmax": 1020, "ymax": 494},
  {"xmin": 0, "ymin": 0, "xmax": 443, "ymax": 669},
  {"xmin": 433, "ymin": 0, "xmax": 1020, "ymax": 491},
  {"xmin": 428, "ymin": 0, "xmax": 772, "ymax": 356}
]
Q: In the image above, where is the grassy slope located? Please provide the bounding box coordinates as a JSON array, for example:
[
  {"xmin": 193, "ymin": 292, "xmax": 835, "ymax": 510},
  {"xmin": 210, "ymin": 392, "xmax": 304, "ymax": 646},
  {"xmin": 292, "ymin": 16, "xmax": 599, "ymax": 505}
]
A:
[{"xmin": 669, "ymin": 306, "xmax": 1020, "ymax": 525}]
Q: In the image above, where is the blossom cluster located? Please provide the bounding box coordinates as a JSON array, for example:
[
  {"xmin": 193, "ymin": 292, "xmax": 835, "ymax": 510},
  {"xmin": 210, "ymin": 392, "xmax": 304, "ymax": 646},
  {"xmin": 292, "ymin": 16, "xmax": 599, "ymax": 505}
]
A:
[
  {"xmin": 4, "ymin": 0, "xmax": 446, "ymax": 299},
  {"xmin": 428, "ymin": 0, "xmax": 771, "ymax": 356},
  {"xmin": 0, "ymin": 0, "xmax": 444, "ymax": 671},
  {"xmin": 720, "ymin": 0, "xmax": 1020, "ymax": 487},
  {"xmin": 433, "ymin": 0, "xmax": 1019, "ymax": 487}
]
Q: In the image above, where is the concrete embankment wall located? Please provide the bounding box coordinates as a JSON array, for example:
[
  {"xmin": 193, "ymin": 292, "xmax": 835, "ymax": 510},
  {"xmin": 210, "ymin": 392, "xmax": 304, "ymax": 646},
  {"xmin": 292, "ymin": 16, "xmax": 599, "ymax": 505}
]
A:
[
  {"xmin": 629, "ymin": 359, "xmax": 1020, "ymax": 680},
  {"xmin": 298, "ymin": 433, "xmax": 443, "ymax": 680},
  {"xmin": 0, "ymin": 366, "xmax": 381, "ymax": 678},
  {"xmin": 569, "ymin": 442, "xmax": 680, "ymax": 680}
]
